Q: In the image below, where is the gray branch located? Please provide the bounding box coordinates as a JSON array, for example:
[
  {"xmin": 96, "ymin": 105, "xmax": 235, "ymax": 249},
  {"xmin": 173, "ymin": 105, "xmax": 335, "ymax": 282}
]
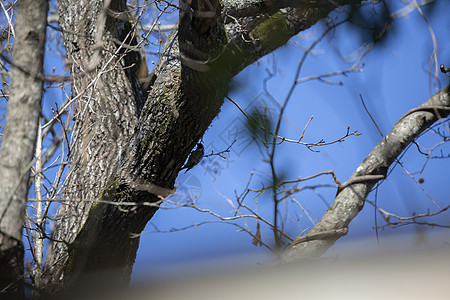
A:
[{"xmin": 283, "ymin": 85, "xmax": 450, "ymax": 262}]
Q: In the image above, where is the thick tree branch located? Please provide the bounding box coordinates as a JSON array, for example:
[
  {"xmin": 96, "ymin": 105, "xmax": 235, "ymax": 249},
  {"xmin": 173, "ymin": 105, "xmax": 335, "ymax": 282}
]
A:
[
  {"xmin": 221, "ymin": 0, "xmax": 360, "ymax": 77},
  {"xmin": 283, "ymin": 85, "xmax": 450, "ymax": 262},
  {"xmin": 223, "ymin": 0, "xmax": 351, "ymax": 19}
]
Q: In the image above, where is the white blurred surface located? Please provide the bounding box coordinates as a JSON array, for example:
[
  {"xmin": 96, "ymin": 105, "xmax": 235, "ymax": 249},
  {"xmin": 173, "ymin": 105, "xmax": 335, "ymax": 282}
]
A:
[{"xmin": 78, "ymin": 231, "xmax": 449, "ymax": 300}]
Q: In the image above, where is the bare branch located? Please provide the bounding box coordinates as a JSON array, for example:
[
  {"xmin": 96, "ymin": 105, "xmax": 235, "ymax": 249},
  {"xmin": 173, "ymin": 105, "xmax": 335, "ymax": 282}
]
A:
[{"xmin": 283, "ymin": 85, "xmax": 450, "ymax": 262}]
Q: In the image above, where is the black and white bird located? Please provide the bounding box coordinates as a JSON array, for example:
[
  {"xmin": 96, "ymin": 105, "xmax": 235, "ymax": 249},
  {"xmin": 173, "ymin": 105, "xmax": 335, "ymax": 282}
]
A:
[{"xmin": 182, "ymin": 143, "xmax": 204, "ymax": 173}]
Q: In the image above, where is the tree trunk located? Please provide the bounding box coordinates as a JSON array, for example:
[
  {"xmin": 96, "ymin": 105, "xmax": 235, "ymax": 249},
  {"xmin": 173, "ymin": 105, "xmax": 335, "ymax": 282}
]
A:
[
  {"xmin": 0, "ymin": 0, "xmax": 48, "ymax": 298},
  {"xmin": 42, "ymin": 0, "xmax": 144, "ymax": 291},
  {"xmin": 42, "ymin": 0, "xmax": 362, "ymax": 293}
]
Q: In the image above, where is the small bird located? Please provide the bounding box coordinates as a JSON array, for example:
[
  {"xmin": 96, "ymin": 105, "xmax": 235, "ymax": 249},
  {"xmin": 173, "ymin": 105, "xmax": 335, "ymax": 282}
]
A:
[{"xmin": 182, "ymin": 143, "xmax": 204, "ymax": 173}]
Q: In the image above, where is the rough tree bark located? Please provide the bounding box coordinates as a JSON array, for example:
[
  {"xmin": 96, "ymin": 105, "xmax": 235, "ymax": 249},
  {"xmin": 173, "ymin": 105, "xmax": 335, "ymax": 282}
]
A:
[
  {"xmin": 41, "ymin": 0, "xmax": 362, "ymax": 293},
  {"xmin": 0, "ymin": 0, "xmax": 49, "ymax": 298},
  {"xmin": 42, "ymin": 0, "xmax": 144, "ymax": 290}
]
